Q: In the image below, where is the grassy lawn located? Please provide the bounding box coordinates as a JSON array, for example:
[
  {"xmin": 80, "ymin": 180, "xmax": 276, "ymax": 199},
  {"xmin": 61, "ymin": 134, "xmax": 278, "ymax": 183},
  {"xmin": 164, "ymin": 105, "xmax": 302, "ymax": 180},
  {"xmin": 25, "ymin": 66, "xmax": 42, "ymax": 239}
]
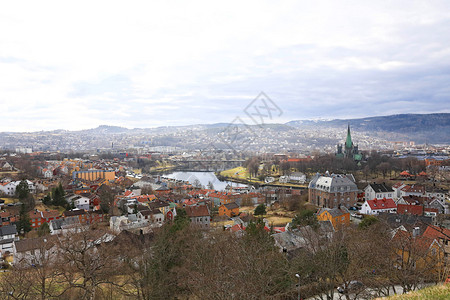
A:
[
  {"xmin": 220, "ymin": 166, "xmax": 250, "ymax": 179},
  {"xmin": 264, "ymin": 215, "xmax": 293, "ymax": 226},
  {"xmin": 212, "ymin": 220, "xmax": 234, "ymax": 228},
  {"xmin": 1, "ymin": 197, "xmax": 18, "ymax": 204},
  {"xmin": 382, "ymin": 284, "xmax": 450, "ymax": 300},
  {"xmin": 238, "ymin": 206, "xmax": 294, "ymax": 226},
  {"xmin": 272, "ymin": 181, "xmax": 308, "ymax": 188}
]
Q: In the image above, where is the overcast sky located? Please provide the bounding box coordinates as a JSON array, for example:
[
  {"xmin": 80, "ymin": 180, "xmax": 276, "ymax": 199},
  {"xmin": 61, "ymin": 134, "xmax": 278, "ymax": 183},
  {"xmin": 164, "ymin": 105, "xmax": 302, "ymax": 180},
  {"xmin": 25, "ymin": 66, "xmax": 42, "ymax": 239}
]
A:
[{"xmin": 1, "ymin": 0, "xmax": 450, "ymax": 132}]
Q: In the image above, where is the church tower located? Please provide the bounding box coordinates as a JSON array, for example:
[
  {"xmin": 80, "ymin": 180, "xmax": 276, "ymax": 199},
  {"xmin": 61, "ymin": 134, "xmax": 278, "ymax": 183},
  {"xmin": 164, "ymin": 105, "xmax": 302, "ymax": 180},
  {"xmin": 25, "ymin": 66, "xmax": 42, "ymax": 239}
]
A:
[
  {"xmin": 336, "ymin": 124, "xmax": 362, "ymax": 161},
  {"xmin": 344, "ymin": 123, "xmax": 353, "ymax": 158}
]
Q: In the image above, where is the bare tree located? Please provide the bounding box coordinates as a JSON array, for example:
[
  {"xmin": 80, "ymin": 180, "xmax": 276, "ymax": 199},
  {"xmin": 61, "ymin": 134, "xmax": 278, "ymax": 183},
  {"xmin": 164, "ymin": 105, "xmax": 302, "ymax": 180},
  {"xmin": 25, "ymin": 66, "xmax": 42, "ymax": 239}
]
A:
[
  {"xmin": 55, "ymin": 228, "xmax": 121, "ymax": 300},
  {"xmin": 14, "ymin": 237, "xmax": 64, "ymax": 300}
]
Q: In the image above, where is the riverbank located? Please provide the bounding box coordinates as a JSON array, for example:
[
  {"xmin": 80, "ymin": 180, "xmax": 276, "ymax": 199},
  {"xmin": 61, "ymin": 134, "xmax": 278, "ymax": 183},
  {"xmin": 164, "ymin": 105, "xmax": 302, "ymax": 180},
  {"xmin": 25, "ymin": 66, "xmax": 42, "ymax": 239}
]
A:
[{"xmin": 217, "ymin": 167, "xmax": 308, "ymax": 189}]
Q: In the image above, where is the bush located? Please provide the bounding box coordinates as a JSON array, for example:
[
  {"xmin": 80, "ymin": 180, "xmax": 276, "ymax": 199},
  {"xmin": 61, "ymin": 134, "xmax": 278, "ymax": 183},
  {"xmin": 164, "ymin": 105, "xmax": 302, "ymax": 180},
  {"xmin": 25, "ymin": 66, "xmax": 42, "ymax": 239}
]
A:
[{"xmin": 254, "ymin": 204, "xmax": 266, "ymax": 216}]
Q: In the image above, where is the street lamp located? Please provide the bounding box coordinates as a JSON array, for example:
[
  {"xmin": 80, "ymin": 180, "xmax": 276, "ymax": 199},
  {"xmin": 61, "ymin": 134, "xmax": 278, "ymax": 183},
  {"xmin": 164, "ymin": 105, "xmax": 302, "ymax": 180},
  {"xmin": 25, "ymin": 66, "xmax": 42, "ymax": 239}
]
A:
[{"xmin": 295, "ymin": 273, "xmax": 301, "ymax": 300}]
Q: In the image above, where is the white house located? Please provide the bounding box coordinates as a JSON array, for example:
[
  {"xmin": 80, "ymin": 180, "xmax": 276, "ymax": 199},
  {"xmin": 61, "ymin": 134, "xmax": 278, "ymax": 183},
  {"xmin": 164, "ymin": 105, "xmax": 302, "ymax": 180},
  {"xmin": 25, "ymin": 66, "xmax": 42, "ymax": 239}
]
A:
[
  {"xmin": 364, "ymin": 183, "xmax": 393, "ymax": 200},
  {"xmin": 264, "ymin": 177, "xmax": 275, "ymax": 183},
  {"xmin": 428, "ymin": 198, "xmax": 448, "ymax": 215},
  {"xmin": 0, "ymin": 161, "xmax": 13, "ymax": 171},
  {"xmin": 137, "ymin": 209, "xmax": 164, "ymax": 226},
  {"xmin": 0, "ymin": 225, "xmax": 18, "ymax": 254},
  {"xmin": 42, "ymin": 168, "xmax": 53, "ymax": 178},
  {"xmin": 66, "ymin": 194, "xmax": 90, "ymax": 211},
  {"xmin": 400, "ymin": 185, "xmax": 425, "ymax": 197},
  {"xmin": 279, "ymin": 176, "xmax": 289, "ymax": 183},
  {"xmin": 360, "ymin": 198, "xmax": 397, "ymax": 215},
  {"xmin": 426, "ymin": 189, "xmax": 449, "ymax": 202},
  {"xmin": 392, "ymin": 182, "xmax": 407, "ymax": 200},
  {"xmin": 0, "ymin": 180, "xmax": 36, "ymax": 196},
  {"xmin": 49, "ymin": 217, "xmax": 86, "ymax": 235},
  {"xmin": 13, "ymin": 236, "xmax": 58, "ymax": 266},
  {"xmin": 0, "ymin": 182, "xmax": 17, "ymax": 196},
  {"xmin": 289, "ymin": 172, "xmax": 306, "ymax": 184}
]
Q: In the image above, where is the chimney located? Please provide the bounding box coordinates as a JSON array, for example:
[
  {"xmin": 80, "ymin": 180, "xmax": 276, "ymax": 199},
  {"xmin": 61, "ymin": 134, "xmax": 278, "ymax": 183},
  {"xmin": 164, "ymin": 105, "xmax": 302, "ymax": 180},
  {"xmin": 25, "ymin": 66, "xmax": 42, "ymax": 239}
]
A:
[{"xmin": 413, "ymin": 227, "xmax": 420, "ymax": 237}]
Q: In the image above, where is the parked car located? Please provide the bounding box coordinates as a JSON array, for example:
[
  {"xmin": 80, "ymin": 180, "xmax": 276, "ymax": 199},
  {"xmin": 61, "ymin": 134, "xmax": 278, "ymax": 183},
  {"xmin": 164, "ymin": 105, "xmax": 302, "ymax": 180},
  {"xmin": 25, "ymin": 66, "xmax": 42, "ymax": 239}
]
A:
[
  {"xmin": 337, "ymin": 281, "xmax": 364, "ymax": 294},
  {"xmin": 351, "ymin": 213, "xmax": 363, "ymax": 219}
]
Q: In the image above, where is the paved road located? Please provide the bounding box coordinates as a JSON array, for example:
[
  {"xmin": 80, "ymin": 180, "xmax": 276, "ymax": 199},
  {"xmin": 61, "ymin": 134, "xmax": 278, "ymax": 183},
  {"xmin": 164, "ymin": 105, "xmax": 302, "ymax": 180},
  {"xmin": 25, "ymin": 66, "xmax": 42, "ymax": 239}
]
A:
[{"xmin": 306, "ymin": 283, "xmax": 435, "ymax": 299}]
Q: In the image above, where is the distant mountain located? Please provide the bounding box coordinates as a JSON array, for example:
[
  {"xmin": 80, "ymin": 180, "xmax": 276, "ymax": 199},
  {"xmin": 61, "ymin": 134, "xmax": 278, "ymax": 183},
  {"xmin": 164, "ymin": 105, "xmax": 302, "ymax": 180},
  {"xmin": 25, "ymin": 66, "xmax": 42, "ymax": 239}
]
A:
[
  {"xmin": 82, "ymin": 125, "xmax": 130, "ymax": 134},
  {"xmin": 286, "ymin": 113, "xmax": 450, "ymax": 144},
  {"xmin": 1, "ymin": 114, "xmax": 448, "ymax": 152}
]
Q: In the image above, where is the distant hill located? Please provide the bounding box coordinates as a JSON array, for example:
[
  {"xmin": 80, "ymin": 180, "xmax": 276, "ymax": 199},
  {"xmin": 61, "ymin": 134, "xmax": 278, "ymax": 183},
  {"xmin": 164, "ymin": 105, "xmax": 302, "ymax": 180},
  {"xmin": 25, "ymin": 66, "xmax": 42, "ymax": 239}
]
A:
[{"xmin": 286, "ymin": 113, "xmax": 450, "ymax": 144}]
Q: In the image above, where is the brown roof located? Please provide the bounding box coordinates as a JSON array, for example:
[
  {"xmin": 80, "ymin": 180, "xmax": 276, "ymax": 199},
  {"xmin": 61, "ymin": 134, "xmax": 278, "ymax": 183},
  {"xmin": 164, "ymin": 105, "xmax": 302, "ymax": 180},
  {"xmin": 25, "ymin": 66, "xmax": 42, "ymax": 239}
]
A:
[
  {"xmin": 148, "ymin": 200, "xmax": 170, "ymax": 210},
  {"xmin": 401, "ymin": 185, "xmax": 425, "ymax": 194},
  {"xmin": 139, "ymin": 209, "xmax": 159, "ymax": 216},
  {"xmin": 64, "ymin": 210, "xmax": 87, "ymax": 217},
  {"xmin": 29, "ymin": 211, "xmax": 42, "ymax": 219},
  {"xmin": 14, "ymin": 236, "xmax": 56, "ymax": 253},
  {"xmin": 42, "ymin": 210, "xmax": 60, "ymax": 219},
  {"xmin": 224, "ymin": 202, "xmax": 239, "ymax": 210},
  {"xmin": 185, "ymin": 205, "xmax": 210, "ymax": 217}
]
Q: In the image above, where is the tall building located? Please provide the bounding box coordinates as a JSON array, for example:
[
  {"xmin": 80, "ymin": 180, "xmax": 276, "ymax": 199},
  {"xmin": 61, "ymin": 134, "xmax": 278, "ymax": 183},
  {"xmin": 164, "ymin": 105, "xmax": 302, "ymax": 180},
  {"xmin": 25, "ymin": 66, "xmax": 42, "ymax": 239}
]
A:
[
  {"xmin": 308, "ymin": 173, "xmax": 358, "ymax": 208},
  {"xmin": 336, "ymin": 124, "xmax": 362, "ymax": 161}
]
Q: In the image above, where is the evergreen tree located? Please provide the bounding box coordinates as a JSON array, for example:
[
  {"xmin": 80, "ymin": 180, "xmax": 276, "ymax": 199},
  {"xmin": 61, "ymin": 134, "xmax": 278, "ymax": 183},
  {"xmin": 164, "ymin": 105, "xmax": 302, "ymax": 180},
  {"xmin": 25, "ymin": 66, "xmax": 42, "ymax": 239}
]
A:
[
  {"xmin": 16, "ymin": 205, "xmax": 32, "ymax": 235},
  {"xmin": 291, "ymin": 209, "xmax": 319, "ymax": 229},
  {"xmin": 171, "ymin": 208, "xmax": 190, "ymax": 232},
  {"xmin": 15, "ymin": 180, "xmax": 29, "ymax": 201},
  {"xmin": 254, "ymin": 204, "xmax": 266, "ymax": 216},
  {"xmin": 52, "ymin": 183, "xmax": 67, "ymax": 207},
  {"xmin": 359, "ymin": 215, "xmax": 378, "ymax": 229},
  {"xmin": 42, "ymin": 194, "xmax": 52, "ymax": 205},
  {"xmin": 37, "ymin": 222, "xmax": 50, "ymax": 237}
]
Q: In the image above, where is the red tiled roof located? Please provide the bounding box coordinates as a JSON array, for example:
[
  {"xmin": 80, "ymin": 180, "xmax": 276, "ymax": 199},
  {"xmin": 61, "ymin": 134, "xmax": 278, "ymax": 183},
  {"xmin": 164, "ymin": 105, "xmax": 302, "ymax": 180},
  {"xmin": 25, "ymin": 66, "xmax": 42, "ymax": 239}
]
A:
[
  {"xmin": 182, "ymin": 199, "xmax": 198, "ymax": 206},
  {"xmin": 230, "ymin": 224, "xmax": 245, "ymax": 232},
  {"xmin": 42, "ymin": 210, "xmax": 60, "ymax": 219},
  {"xmin": 392, "ymin": 182, "xmax": 405, "ymax": 189},
  {"xmin": 423, "ymin": 225, "xmax": 450, "ymax": 241},
  {"xmin": 401, "ymin": 185, "xmax": 425, "ymax": 194},
  {"xmin": 397, "ymin": 204, "xmax": 423, "ymax": 215},
  {"xmin": 366, "ymin": 198, "xmax": 396, "ymax": 210},
  {"xmin": 393, "ymin": 227, "xmax": 437, "ymax": 252},
  {"xmin": 64, "ymin": 210, "xmax": 87, "ymax": 217},
  {"xmin": 402, "ymin": 195, "xmax": 430, "ymax": 205},
  {"xmin": 29, "ymin": 211, "xmax": 42, "ymax": 219}
]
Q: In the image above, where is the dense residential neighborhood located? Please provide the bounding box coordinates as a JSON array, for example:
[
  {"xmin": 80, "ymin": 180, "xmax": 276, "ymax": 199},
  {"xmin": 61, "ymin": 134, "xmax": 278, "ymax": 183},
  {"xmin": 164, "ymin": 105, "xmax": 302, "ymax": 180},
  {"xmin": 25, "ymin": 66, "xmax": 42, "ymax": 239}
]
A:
[{"xmin": 0, "ymin": 143, "xmax": 449, "ymax": 299}]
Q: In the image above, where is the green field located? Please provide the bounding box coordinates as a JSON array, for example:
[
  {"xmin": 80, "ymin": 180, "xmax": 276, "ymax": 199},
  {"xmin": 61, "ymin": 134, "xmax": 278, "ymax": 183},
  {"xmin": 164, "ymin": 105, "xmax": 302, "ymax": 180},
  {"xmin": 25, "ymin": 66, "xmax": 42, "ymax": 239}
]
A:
[
  {"xmin": 220, "ymin": 166, "xmax": 250, "ymax": 179},
  {"xmin": 384, "ymin": 284, "xmax": 450, "ymax": 300}
]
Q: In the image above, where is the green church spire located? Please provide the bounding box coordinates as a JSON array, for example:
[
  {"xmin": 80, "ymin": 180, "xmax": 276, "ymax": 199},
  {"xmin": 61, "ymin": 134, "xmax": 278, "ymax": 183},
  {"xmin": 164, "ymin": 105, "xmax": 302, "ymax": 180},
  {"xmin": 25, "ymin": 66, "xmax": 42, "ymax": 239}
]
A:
[{"xmin": 345, "ymin": 123, "xmax": 352, "ymax": 149}]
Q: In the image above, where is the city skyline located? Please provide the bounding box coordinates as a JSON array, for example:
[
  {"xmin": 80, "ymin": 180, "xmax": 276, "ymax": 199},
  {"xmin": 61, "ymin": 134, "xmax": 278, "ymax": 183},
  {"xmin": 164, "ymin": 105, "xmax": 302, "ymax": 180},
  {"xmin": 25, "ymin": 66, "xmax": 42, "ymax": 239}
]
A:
[{"xmin": 1, "ymin": 1, "xmax": 450, "ymax": 132}]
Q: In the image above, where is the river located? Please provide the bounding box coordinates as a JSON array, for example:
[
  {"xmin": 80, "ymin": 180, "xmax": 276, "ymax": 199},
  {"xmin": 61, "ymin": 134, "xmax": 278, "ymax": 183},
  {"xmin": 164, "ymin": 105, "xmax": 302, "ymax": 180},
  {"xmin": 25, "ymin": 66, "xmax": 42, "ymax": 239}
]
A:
[{"xmin": 162, "ymin": 171, "xmax": 247, "ymax": 191}]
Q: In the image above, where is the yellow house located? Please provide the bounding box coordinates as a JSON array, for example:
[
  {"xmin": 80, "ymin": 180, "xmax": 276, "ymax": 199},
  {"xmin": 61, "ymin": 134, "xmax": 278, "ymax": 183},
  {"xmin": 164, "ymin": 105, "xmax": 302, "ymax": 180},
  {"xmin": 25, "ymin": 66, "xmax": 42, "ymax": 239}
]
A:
[
  {"xmin": 316, "ymin": 207, "xmax": 350, "ymax": 230},
  {"xmin": 392, "ymin": 229, "xmax": 445, "ymax": 278},
  {"xmin": 73, "ymin": 170, "xmax": 115, "ymax": 182},
  {"xmin": 219, "ymin": 202, "xmax": 240, "ymax": 218}
]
